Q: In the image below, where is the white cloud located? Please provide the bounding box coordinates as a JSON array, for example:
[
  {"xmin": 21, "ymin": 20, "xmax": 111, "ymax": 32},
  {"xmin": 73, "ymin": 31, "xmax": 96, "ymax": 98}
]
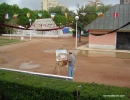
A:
[{"xmin": 6, "ymin": 0, "xmax": 20, "ymax": 6}]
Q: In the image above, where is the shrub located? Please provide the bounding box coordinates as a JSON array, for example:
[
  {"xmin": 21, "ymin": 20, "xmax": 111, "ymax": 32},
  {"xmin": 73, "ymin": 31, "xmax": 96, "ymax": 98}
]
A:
[{"xmin": 0, "ymin": 70, "xmax": 130, "ymax": 100}]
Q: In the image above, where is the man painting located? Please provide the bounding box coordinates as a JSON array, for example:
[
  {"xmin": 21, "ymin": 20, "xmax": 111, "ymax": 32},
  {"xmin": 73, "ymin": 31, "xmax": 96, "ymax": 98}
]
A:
[{"xmin": 67, "ymin": 51, "xmax": 75, "ymax": 77}]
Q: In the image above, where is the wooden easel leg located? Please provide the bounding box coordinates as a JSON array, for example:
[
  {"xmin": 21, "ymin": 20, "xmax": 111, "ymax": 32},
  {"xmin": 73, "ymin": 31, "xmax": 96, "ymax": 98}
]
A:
[
  {"xmin": 58, "ymin": 64, "xmax": 59, "ymax": 75},
  {"xmin": 53, "ymin": 61, "xmax": 67, "ymax": 75},
  {"xmin": 53, "ymin": 62, "xmax": 60, "ymax": 75},
  {"xmin": 53, "ymin": 62, "xmax": 58, "ymax": 73}
]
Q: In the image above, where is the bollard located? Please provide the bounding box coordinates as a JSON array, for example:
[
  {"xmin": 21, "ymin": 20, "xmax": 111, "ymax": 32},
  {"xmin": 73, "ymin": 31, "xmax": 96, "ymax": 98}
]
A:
[{"xmin": 21, "ymin": 37, "xmax": 24, "ymax": 42}]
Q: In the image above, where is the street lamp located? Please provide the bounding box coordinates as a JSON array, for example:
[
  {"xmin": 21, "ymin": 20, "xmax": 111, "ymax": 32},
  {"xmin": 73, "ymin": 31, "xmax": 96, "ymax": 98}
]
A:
[
  {"xmin": 75, "ymin": 16, "xmax": 79, "ymax": 49},
  {"xmin": 29, "ymin": 19, "xmax": 32, "ymax": 40}
]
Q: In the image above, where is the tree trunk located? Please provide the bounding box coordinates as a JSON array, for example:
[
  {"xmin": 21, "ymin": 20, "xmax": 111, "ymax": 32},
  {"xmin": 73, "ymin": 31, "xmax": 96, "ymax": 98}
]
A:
[{"xmin": 78, "ymin": 29, "xmax": 81, "ymax": 42}]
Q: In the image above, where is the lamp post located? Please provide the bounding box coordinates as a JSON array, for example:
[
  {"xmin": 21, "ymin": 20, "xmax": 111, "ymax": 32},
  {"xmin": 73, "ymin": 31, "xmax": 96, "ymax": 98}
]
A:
[
  {"xmin": 29, "ymin": 19, "xmax": 32, "ymax": 40},
  {"xmin": 75, "ymin": 16, "xmax": 79, "ymax": 49},
  {"xmin": 77, "ymin": 85, "xmax": 82, "ymax": 100}
]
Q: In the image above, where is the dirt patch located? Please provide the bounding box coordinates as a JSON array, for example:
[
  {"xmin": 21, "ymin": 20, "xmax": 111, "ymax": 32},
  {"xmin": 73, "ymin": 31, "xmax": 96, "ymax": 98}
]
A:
[
  {"xmin": 0, "ymin": 58, "xmax": 7, "ymax": 64},
  {"xmin": 19, "ymin": 61, "xmax": 40, "ymax": 69},
  {"xmin": 0, "ymin": 36, "xmax": 130, "ymax": 88}
]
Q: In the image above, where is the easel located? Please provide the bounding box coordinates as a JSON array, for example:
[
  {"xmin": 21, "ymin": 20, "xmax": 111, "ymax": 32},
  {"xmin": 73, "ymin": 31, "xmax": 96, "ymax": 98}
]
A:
[{"xmin": 53, "ymin": 60, "xmax": 67, "ymax": 75}]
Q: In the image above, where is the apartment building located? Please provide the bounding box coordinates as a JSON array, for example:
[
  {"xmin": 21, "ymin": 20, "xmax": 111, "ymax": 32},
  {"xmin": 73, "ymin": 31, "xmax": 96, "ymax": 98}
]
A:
[
  {"xmin": 87, "ymin": 0, "xmax": 103, "ymax": 6},
  {"xmin": 41, "ymin": 0, "xmax": 67, "ymax": 11},
  {"xmin": 120, "ymin": 0, "xmax": 130, "ymax": 4}
]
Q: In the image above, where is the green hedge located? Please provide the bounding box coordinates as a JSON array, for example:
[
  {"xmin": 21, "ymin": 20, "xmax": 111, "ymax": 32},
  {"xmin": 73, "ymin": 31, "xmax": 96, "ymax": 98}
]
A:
[{"xmin": 0, "ymin": 70, "xmax": 130, "ymax": 100}]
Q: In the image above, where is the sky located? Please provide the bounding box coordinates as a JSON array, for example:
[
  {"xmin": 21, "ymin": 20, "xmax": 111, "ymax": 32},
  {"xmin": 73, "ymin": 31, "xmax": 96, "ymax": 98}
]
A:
[{"xmin": 0, "ymin": 0, "xmax": 120, "ymax": 11}]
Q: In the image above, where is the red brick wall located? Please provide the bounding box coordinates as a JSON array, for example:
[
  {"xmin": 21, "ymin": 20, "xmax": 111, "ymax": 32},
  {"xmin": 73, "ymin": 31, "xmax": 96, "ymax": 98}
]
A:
[{"xmin": 89, "ymin": 31, "xmax": 116, "ymax": 45}]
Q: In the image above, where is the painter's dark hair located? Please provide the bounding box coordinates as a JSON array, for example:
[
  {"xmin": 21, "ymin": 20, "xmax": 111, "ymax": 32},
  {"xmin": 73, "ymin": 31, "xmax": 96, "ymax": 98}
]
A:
[{"xmin": 69, "ymin": 52, "xmax": 72, "ymax": 54}]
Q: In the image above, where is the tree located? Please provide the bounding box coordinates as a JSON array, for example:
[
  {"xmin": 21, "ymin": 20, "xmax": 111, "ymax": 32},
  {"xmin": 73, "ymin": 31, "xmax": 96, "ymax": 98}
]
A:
[
  {"xmin": 77, "ymin": 4, "xmax": 113, "ymax": 26},
  {"xmin": 72, "ymin": 4, "xmax": 113, "ymax": 42},
  {"xmin": 4, "ymin": 18, "xmax": 18, "ymax": 34},
  {"xmin": 0, "ymin": 3, "xmax": 76, "ymax": 34},
  {"xmin": 53, "ymin": 15, "xmax": 66, "ymax": 26},
  {"xmin": 48, "ymin": 6, "xmax": 75, "ymax": 26},
  {"xmin": 35, "ymin": 10, "xmax": 50, "ymax": 19},
  {"xmin": 49, "ymin": 6, "xmax": 64, "ymax": 15},
  {"xmin": 0, "ymin": 3, "xmax": 20, "ymax": 33},
  {"xmin": 42, "ymin": 10, "xmax": 51, "ymax": 18},
  {"xmin": 0, "ymin": 3, "xmax": 12, "ymax": 23}
]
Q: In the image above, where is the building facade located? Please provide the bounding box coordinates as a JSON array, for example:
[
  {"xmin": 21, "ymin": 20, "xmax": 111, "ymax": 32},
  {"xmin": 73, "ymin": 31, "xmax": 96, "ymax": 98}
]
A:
[
  {"xmin": 84, "ymin": 4, "xmax": 130, "ymax": 50},
  {"xmin": 120, "ymin": 0, "xmax": 130, "ymax": 4},
  {"xmin": 41, "ymin": 0, "xmax": 67, "ymax": 11},
  {"xmin": 87, "ymin": 0, "xmax": 103, "ymax": 6}
]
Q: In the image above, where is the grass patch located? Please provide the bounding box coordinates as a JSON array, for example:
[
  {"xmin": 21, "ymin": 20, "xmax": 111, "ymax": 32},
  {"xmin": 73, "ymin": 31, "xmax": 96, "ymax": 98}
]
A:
[
  {"xmin": 0, "ymin": 58, "xmax": 7, "ymax": 64},
  {"xmin": 0, "ymin": 38, "xmax": 21, "ymax": 46}
]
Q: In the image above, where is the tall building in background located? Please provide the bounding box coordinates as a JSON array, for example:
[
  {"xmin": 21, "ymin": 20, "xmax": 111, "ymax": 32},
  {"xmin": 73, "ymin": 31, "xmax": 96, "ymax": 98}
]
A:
[
  {"xmin": 41, "ymin": 0, "xmax": 67, "ymax": 11},
  {"xmin": 87, "ymin": 0, "xmax": 103, "ymax": 6},
  {"xmin": 120, "ymin": 0, "xmax": 130, "ymax": 4}
]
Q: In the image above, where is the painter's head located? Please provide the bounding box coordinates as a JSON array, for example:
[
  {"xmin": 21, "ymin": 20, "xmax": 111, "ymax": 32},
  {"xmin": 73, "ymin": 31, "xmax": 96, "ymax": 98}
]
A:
[{"xmin": 69, "ymin": 51, "xmax": 72, "ymax": 54}]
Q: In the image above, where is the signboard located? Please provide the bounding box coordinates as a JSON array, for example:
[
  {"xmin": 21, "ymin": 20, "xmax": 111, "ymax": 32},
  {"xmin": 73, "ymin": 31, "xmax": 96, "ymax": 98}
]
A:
[{"xmin": 56, "ymin": 50, "xmax": 67, "ymax": 61}]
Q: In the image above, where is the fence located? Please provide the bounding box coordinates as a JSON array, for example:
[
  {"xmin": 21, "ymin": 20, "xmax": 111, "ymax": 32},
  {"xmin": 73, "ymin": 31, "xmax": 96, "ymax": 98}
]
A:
[{"xmin": 2, "ymin": 29, "xmax": 72, "ymax": 38}]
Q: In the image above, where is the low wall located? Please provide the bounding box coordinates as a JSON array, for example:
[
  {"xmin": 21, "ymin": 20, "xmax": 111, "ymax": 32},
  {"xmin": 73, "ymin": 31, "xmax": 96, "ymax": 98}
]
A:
[
  {"xmin": 89, "ymin": 31, "xmax": 116, "ymax": 50},
  {"xmin": 2, "ymin": 29, "xmax": 72, "ymax": 38},
  {"xmin": 89, "ymin": 44, "xmax": 116, "ymax": 50},
  {"xmin": 0, "ymin": 68, "xmax": 73, "ymax": 81}
]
